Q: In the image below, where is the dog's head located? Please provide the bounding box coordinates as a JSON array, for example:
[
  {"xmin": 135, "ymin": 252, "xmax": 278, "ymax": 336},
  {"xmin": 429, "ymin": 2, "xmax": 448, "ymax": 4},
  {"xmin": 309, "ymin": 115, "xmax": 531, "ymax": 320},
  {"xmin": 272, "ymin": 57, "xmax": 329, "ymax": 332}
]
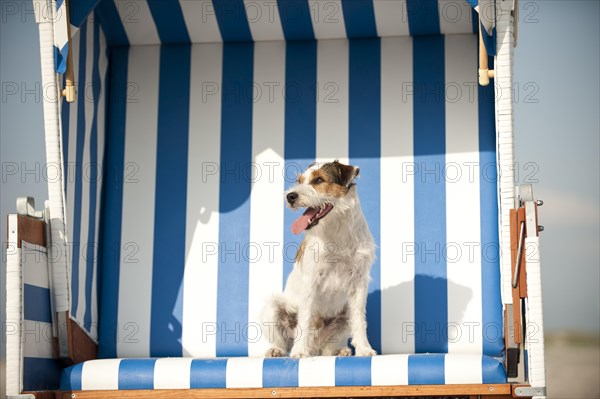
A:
[{"xmin": 285, "ymin": 160, "xmax": 360, "ymax": 235}]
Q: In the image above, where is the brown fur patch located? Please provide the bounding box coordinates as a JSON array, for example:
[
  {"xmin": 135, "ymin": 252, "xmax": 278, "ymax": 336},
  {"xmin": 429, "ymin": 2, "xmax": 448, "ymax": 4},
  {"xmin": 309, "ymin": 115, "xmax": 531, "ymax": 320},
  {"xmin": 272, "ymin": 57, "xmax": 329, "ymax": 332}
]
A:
[
  {"xmin": 275, "ymin": 305, "xmax": 298, "ymax": 331},
  {"xmin": 295, "ymin": 239, "xmax": 306, "ymax": 263},
  {"xmin": 308, "ymin": 161, "xmax": 357, "ymax": 198},
  {"xmin": 297, "ymin": 175, "xmax": 305, "ymax": 184}
]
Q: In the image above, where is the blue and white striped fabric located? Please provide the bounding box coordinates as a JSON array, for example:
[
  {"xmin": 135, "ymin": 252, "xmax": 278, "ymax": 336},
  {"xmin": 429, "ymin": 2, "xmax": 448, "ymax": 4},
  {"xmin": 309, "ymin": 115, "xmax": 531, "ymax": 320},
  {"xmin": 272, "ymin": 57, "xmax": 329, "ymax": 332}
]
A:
[
  {"xmin": 97, "ymin": 34, "xmax": 503, "ymax": 360},
  {"xmin": 60, "ymin": 355, "xmax": 506, "ymax": 390},
  {"xmin": 91, "ymin": 0, "xmax": 479, "ymax": 46},
  {"xmin": 21, "ymin": 241, "xmax": 63, "ymax": 390},
  {"xmin": 468, "ymin": 0, "xmax": 496, "ymax": 55},
  {"xmin": 53, "ymin": 0, "xmax": 69, "ymax": 73},
  {"xmin": 60, "ymin": 13, "xmax": 108, "ymax": 341}
]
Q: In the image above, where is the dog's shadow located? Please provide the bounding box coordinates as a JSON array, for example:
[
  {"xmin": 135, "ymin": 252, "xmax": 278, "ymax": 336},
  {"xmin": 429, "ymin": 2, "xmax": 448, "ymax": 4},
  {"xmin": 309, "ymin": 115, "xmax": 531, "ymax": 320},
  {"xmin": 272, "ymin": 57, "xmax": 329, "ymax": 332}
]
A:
[{"xmin": 367, "ymin": 275, "xmax": 474, "ymax": 351}]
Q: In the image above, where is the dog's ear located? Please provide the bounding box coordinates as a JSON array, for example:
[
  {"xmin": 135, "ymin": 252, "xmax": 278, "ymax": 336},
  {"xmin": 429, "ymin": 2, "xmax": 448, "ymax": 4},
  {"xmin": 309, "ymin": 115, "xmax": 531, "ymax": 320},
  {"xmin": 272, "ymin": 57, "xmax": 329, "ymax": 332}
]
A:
[{"xmin": 333, "ymin": 160, "xmax": 360, "ymax": 187}]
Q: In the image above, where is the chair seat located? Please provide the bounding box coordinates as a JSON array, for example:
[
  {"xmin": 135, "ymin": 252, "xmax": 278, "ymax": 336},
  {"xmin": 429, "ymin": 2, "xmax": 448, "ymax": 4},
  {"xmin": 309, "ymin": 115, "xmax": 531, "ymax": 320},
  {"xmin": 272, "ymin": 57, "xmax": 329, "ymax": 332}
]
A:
[{"xmin": 60, "ymin": 354, "xmax": 506, "ymax": 390}]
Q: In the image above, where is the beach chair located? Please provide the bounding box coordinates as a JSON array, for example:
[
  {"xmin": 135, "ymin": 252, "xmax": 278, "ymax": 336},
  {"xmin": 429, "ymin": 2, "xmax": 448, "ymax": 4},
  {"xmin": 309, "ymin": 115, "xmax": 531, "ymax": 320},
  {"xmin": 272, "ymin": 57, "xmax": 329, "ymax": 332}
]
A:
[{"xmin": 5, "ymin": 0, "xmax": 548, "ymax": 398}]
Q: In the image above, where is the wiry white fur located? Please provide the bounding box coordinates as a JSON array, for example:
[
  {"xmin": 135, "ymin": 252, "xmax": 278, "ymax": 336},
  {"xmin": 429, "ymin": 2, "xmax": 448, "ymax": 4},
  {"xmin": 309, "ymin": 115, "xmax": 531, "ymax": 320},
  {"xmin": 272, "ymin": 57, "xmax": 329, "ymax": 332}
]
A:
[{"xmin": 262, "ymin": 163, "xmax": 376, "ymax": 358}]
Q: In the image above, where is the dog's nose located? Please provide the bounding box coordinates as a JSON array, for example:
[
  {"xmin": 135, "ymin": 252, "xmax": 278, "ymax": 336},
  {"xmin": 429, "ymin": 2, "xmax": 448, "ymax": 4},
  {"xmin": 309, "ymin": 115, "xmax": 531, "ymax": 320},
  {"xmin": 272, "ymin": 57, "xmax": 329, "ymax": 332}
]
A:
[{"xmin": 287, "ymin": 192, "xmax": 298, "ymax": 204}]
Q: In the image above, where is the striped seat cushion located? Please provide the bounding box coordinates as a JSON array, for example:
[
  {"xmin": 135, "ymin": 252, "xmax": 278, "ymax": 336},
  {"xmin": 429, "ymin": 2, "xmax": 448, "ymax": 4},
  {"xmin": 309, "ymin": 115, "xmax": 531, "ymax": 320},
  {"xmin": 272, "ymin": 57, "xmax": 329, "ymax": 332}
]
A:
[
  {"xmin": 60, "ymin": 355, "xmax": 506, "ymax": 390},
  {"xmin": 98, "ymin": 35, "xmax": 503, "ymax": 360}
]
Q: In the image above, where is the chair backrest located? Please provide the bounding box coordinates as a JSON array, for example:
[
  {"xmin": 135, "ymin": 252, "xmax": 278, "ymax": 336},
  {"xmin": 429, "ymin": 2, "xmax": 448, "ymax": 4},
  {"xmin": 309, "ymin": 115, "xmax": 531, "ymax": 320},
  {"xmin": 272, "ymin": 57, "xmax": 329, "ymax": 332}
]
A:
[{"xmin": 91, "ymin": 35, "xmax": 504, "ymax": 359}]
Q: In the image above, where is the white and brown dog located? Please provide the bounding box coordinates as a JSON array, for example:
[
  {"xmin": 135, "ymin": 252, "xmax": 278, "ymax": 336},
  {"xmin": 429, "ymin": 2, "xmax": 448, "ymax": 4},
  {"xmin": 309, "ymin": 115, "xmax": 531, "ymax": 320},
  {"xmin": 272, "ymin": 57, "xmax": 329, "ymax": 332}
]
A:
[{"xmin": 263, "ymin": 160, "xmax": 376, "ymax": 358}]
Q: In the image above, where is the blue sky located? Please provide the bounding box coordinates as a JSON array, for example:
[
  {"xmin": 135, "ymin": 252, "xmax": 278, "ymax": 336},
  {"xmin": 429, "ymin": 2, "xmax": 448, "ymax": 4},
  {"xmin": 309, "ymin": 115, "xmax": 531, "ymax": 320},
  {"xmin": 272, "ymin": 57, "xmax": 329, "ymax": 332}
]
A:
[{"xmin": 1, "ymin": 0, "xmax": 598, "ymax": 335}]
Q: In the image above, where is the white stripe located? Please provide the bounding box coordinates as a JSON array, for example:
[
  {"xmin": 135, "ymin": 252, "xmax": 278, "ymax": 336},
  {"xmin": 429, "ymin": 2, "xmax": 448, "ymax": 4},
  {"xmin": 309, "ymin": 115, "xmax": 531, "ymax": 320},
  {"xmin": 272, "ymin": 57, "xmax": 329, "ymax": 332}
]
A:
[
  {"xmin": 90, "ymin": 24, "xmax": 109, "ymax": 342},
  {"xmin": 21, "ymin": 242, "xmax": 49, "ymax": 289},
  {"xmin": 76, "ymin": 19, "xmax": 96, "ymax": 325},
  {"xmin": 81, "ymin": 359, "xmax": 121, "ymax": 390},
  {"xmin": 117, "ymin": 45, "xmax": 160, "ymax": 357},
  {"xmin": 298, "ymin": 356, "xmax": 335, "ymax": 387},
  {"xmin": 248, "ymin": 41, "xmax": 286, "ymax": 357},
  {"xmin": 22, "ymin": 320, "xmax": 55, "ymax": 359},
  {"xmin": 245, "ymin": 0, "xmax": 285, "ymax": 41},
  {"xmin": 182, "ymin": 43, "xmax": 223, "ymax": 357},
  {"xmin": 114, "ymin": 0, "xmax": 158, "ymax": 45},
  {"xmin": 308, "ymin": 0, "xmax": 346, "ymax": 39},
  {"xmin": 444, "ymin": 354, "xmax": 482, "ymax": 383},
  {"xmin": 226, "ymin": 358, "xmax": 264, "ymax": 388},
  {"xmin": 154, "ymin": 358, "xmax": 192, "ymax": 389},
  {"xmin": 444, "ymin": 34, "xmax": 482, "ymax": 354},
  {"xmin": 180, "ymin": 0, "xmax": 222, "ymax": 43},
  {"xmin": 373, "ymin": 0, "xmax": 410, "ymax": 37},
  {"xmin": 371, "ymin": 354, "xmax": 409, "ymax": 385},
  {"xmin": 438, "ymin": 0, "xmax": 474, "ymax": 34},
  {"xmin": 380, "ymin": 36, "xmax": 414, "ymax": 355},
  {"xmin": 316, "ymin": 39, "xmax": 348, "ymax": 165}
]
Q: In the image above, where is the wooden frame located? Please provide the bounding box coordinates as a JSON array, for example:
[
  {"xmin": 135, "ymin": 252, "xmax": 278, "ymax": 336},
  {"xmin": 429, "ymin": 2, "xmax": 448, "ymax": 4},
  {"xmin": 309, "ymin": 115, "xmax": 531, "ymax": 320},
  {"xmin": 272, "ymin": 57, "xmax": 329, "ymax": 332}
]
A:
[
  {"xmin": 52, "ymin": 384, "xmax": 514, "ymax": 399},
  {"xmin": 64, "ymin": 312, "xmax": 98, "ymax": 365}
]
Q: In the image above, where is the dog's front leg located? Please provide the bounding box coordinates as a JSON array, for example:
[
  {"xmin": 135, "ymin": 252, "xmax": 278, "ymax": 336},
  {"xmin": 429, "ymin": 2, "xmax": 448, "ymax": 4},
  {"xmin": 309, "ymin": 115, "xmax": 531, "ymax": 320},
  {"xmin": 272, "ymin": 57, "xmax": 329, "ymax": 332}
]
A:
[
  {"xmin": 348, "ymin": 278, "xmax": 377, "ymax": 357},
  {"xmin": 289, "ymin": 293, "xmax": 317, "ymax": 358}
]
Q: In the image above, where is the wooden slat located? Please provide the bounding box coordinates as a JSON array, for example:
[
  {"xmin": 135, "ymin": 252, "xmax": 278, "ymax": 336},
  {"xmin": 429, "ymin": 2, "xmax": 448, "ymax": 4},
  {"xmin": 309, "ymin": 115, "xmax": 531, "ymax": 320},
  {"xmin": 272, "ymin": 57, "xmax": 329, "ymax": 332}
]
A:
[
  {"xmin": 17, "ymin": 214, "xmax": 46, "ymax": 247},
  {"xmin": 57, "ymin": 384, "xmax": 512, "ymax": 399},
  {"xmin": 65, "ymin": 312, "xmax": 98, "ymax": 365},
  {"xmin": 23, "ymin": 391, "xmax": 57, "ymax": 399},
  {"xmin": 509, "ymin": 209, "xmax": 522, "ymax": 344},
  {"xmin": 517, "ymin": 208, "xmax": 528, "ymax": 298}
]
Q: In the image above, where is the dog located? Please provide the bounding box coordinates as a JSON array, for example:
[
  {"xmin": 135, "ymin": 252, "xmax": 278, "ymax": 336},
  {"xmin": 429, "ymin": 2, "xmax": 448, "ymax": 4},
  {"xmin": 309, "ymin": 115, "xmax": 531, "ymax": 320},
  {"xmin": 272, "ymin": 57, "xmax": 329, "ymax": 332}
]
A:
[{"xmin": 262, "ymin": 160, "xmax": 376, "ymax": 358}]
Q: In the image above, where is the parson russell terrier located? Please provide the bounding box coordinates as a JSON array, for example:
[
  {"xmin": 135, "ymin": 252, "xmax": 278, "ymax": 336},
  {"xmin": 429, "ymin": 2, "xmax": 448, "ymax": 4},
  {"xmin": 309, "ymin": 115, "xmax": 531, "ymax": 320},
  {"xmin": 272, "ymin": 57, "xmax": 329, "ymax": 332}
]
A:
[{"xmin": 262, "ymin": 160, "xmax": 377, "ymax": 358}]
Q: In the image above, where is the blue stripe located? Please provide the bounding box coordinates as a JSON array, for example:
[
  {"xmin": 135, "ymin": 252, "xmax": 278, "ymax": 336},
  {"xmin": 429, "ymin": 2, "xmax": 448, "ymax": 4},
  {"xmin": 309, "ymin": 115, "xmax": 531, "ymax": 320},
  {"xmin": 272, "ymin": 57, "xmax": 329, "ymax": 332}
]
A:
[
  {"xmin": 190, "ymin": 359, "xmax": 228, "ymax": 388},
  {"xmin": 406, "ymin": 0, "xmax": 440, "ymax": 36},
  {"xmin": 23, "ymin": 357, "xmax": 62, "ymax": 391},
  {"xmin": 282, "ymin": 40, "xmax": 317, "ymax": 285},
  {"xmin": 277, "ymin": 0, "xmax": 315, "ymax": 40},
  {"xmin": 55, "ymin": 45, "xmax": 67, "ymax": 74},
  {"xmin": 61, "ymin": 74, "xmax": 69, "ymax": 198},
  {"xmin": 83, "ymin": 17, "xmax": 101, "ymax": 333},
  {"xmin": 335, "ymin": 356, "xmax": 372, "ymax": 386},
  {"xmin": 98, "ymin": 46, "xmax": 128, "ymax": 358},
  {"xmin": 150, "ymin": 45, "xmax": 191, "ymax": 357},
  {"xmin": 408, "ymin": 354, "xmax": 445, "ymax": 384},
  {"xmin": 212, "ymin": 0, "xmax": 253, "ymax": 42},
  {"xmin": 479, "ymin": 56, "xmax": 503, "ymax": 357},
  {"xmin": 413, "ymin": 35, "xmax": 447, "ymax": 354},
  {"xmin": 147, "ymin": 0, "xmax": 190, "ymax": 43},
  {"xmin": 69, "ymin": 0, "xmax": 100, "ymax": 27},
  {"xmin": 60, "ymin": 362, "xmax": 83, "ymax": 390},
  {"xmin": 349, "ymin": 38, "xmax": 381, "ymax": 354},
  {"xmin": 341, "ymin": 0, "xmax": 378, "ymax": 38},
  {"xmin": 24, "ymin": 284, "xmax": 52, "ymax": 323},
  {"xmin": 471, "ymin": 7, "xmax": 479, "ymax": 34},
  {"xmin": 263, "ymin": 358, "xmax": 299, "ymax": 387},
  {"xmin": 118, "ymin": 359, "xmax": 155, "ymax": 389},
  {"xmin": 215, "ymin": 42, "xmax": 254, "ymax": 357},
  {"xmin": 94, "ymin": 0, "xmax": 128, "ymax": 46},
  {"xmin": 482, "ymin": 355, "xmax": 507, "ymax": 383},
  {"xmin": 70, "ymin": 20, "xmax": 88, "ymax": 318}
]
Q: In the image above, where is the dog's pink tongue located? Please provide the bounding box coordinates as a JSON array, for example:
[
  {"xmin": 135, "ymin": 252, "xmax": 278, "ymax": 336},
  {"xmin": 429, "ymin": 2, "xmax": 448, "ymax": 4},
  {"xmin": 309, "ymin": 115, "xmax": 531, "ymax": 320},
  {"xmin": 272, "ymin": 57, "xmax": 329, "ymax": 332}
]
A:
[{"xmin": 291, "ymin": 207, "xmax": 319, "ymax": 235}]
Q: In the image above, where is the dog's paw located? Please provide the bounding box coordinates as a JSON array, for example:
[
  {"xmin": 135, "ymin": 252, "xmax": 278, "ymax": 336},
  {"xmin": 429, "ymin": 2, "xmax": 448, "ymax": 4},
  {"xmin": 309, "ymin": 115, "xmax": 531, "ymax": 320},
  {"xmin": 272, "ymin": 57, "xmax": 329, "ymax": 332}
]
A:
[
  {"xmin": 337, "ymin": 347, "xmax": 353, "ymax": 357},
  {"xmin": 265, "ymin": 347, "xmax": 287, "ymax": 358},
  {"xmin": 290, "ymin": 350, "xmax": 308, "ymax": 358},
  {"xmin": 355, "ymin": 347, "xmax": 377, "ymax": 357}
]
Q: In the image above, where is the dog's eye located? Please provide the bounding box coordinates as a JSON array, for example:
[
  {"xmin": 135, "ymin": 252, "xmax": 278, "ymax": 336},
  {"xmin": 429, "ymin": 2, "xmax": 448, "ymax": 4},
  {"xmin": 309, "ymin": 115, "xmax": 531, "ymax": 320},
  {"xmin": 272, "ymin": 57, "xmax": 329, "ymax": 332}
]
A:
[{"xmin": 311, "ymin": 177, "xmax": 324, "ymax": 185}]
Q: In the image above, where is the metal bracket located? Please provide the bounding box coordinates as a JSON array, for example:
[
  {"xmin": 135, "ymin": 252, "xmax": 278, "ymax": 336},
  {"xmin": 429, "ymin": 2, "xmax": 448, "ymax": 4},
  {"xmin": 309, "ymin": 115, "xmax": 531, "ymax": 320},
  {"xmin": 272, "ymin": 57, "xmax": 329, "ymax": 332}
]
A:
[
  {"xmin": 514, "ymin": 386, "xmax": 547, "ymax": 397},
  {"xmin": 7, "ymin": 394, "xmax": 36, "ymax": 399},
  {"xmin": 16, "ymin": 197, "xmax": 44, "ymax": 219}
]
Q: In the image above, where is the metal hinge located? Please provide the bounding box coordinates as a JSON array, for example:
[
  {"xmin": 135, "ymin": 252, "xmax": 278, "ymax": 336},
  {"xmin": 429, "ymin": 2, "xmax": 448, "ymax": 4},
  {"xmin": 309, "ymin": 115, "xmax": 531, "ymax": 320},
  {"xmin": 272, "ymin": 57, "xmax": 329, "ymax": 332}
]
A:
[{"xmin": 514, "ymin": 386, "xmax": 547, "ymax": 397}]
